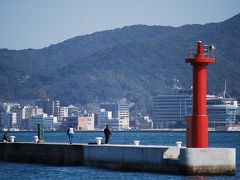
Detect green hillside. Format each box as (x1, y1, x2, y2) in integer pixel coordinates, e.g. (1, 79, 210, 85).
(0, 13, 240, 113)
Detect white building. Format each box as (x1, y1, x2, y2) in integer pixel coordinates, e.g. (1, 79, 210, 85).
(21, 105, 43, 120)
(60, 107, 68, 120)
(207, 97, 238, 130)
(97, 108, 129, 130)
(153, 88, 239, 130)
(118, 117, 129, 130)
(2, 102, 20, 113)
(33, 106, 43, 116)
(153, 91, 192, 129)
(10, 105, 22, 129)
(87, 113, 95, 130)
(100, 102, 129, 130)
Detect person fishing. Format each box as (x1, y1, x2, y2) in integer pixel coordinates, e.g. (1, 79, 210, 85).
(2, 132, 10, 142)
(104, 125, 112, 144)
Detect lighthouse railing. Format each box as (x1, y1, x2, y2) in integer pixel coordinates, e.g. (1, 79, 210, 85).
(186, 44, 215, 59)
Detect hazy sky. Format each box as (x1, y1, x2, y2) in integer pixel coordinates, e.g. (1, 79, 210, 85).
(1, 0, 240, 50)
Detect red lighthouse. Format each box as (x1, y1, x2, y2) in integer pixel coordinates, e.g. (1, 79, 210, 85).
(185, 41, 216, 148)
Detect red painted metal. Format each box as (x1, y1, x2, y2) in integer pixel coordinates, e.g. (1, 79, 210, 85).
(185, 41, 215, 148)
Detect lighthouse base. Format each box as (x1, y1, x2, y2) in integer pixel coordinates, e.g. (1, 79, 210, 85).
(185, 115, 208, 148)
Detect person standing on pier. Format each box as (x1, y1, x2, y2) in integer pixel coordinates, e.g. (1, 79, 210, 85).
(67, 125, 74, 144)
(2, 132, 10, 142)
(104, 125, 111, 144)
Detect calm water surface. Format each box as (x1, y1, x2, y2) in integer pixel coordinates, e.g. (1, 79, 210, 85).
(0, 131, 239, 179)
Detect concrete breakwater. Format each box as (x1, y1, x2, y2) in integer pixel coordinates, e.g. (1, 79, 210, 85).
(0, 142, 236, 175)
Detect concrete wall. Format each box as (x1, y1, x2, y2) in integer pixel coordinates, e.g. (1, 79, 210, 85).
(0, 142, 84, 165)
(179, 148, 236, 175)
(0, 142, 236, 175)
(83, 144, 236, 175)
(84, 145, 173, 172)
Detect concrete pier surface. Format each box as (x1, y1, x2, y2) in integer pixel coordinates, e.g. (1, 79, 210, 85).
(0, 142, 236, 176)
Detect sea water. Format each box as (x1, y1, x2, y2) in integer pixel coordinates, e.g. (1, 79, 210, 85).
(0, 131, 239, 179)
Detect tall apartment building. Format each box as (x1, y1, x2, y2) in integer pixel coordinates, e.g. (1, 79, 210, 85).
(60, 107, 68, 120)
(10, 105, 22, 129)
(100, 102, 129, 130)
(53, 100, 60, 121)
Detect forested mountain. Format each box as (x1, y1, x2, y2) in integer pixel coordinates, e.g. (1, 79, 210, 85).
(0, 13, 240, 113)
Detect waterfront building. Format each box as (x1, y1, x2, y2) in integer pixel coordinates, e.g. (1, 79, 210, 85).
(21, 106, 32, 120)
(100, 102, 129, 119)
(0, 103, 22, 129)
(153, 89, 192, 129)
(62, 116, 78, 129)
(29, 114, 45, 130)
(97, 108, 125, 130)
(53, 100, 61, 121)
(77, 114, 94, 130)
(100, 104, 118, 118)
(9, 105, 22, 129)
(94, 113, 98, 129)
(77, 116, 87, 130)
(0, 112, 17, 129)
(118, 117, 129, 130)
(68, 104, 80, 117)
(236, 106, 240, 123)
(33, 106, 43, 116)
(153, 87, 239, 129)
(44, 115, 58, 130)
(21, 105, 43, 120)
(0, 112, 9, 129)
(97, 109, 112, 129)
(60, 107, 68, 120)
(29, 114, 58, 130)
(207, 97, 238, 130)
(100, 102, 129, 130)
(20, 105, 43, 129)
(9, 112, 17, 129)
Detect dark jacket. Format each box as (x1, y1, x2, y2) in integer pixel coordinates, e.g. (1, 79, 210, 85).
(104, 127, 111, 136)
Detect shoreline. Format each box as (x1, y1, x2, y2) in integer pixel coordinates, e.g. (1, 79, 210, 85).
(1, 129, 240, 133)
